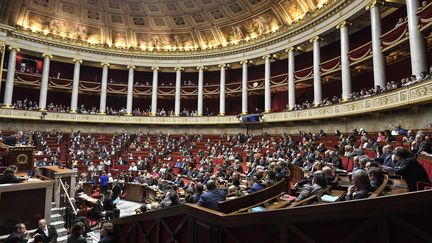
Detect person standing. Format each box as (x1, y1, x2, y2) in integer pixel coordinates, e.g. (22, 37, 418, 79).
(33, 219, 58, 243)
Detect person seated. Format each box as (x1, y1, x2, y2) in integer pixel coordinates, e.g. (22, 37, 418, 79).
(197, 180, 226, 210)
(103, 190, 120, 220)
(33, 218, 58, 243)
(128, 162, 138, 172)
(248, 174, 266, 193)
(367, 167, 384, 191)
(90, 195, 105, 221)
(0, 165, 27, 184)
(173, 174, 185, 188)
(3, 131, 24, 146)
(393, 147, 430, 191)
(5, 223, 29, 243)
(99, 222, 115, 243)
(345, 170, 373, 200)
(376, 144, 394, 168)
(66, 222, 86, 243)
(295, 171, 327, 202)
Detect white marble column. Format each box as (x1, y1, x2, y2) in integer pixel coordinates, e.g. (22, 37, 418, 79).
(39, 53, 53, 111)
(287, 47, 296, 110)
(151, 66, 159, 116)
(311, 37, 322, 106)
(338, 21, 352, 101)
(263, 55, 272, 113)
(70, 58, 82, 113)
(99, 63, 110, 114)
(197, 66, 204, 116)
(368, 1, 386, 88)
(219, 64, 226, 116)
(2, 46, 20, 108)
(241, 60, 249, 114)
(174, 67, 183, 116)
(406, 0, 428, 76)
(126, 65, 135, 115)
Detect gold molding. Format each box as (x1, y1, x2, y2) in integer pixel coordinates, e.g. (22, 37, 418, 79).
(151, 66, 159, 71)
(310, 36, 323, 43)
(336, 21, 352, 29)
(72, 58, 83, 64)
(42, 53, 53, 59)
(101, 63, 110, 67)
(0, 79, 431, 125)
(174, 67, 184, 71)
(127, 65, 136, 70)
(366, 0, 385, 11)
(8, 46, 20, 52)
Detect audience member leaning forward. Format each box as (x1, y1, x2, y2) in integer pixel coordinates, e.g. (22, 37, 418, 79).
(197, 180, 226, 211)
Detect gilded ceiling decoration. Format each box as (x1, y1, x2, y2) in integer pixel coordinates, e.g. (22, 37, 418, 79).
(1, 0, 330, 52)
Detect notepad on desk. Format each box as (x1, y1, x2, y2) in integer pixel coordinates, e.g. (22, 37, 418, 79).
(250, 206, 266, 212)
(320, 194, 339, 203)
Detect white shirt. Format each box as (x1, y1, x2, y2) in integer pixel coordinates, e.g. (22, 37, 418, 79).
(43, 226, 48, 236)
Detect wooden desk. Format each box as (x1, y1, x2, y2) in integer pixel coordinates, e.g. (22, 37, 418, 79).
(40, 166, 77, 208)
(385, 178, 409, 195)
(126, 183, 147, 202)
(0, 178, 53, 235)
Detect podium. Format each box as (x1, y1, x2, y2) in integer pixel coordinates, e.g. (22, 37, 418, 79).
(7, 146, 35, 171)
(40, 166, 77, 208)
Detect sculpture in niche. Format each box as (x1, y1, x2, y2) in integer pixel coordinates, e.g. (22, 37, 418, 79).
(112, 30, 127, 46)
(281, 0, 306, 21)
(136, 32, 193, 49)
(26, 12, 101, 43)
(199, 30, 217, 47)
(220, 10, 281, 42)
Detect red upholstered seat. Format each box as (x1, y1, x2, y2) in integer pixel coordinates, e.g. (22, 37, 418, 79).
(341, 156, 350, 170)
(417, 155, 432, 181)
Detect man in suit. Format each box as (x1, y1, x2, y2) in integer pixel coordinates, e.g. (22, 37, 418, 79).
(66, 222, 86, 243)
(3, 131, 24, 146)
(197, 180, 226, 211)
(345, 170, 372, 200)
(5, 223, 29, 243)
(99, 222, 115, 243)
(33, 219, 58, 243)
(393, 147, 430, 191)
(376, 145, 394, 168)
(295, 171, 327, 201)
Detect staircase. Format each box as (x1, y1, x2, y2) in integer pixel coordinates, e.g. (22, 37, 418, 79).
(51, 202, 68, 243)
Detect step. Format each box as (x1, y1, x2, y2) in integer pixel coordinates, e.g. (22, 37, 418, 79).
(57, 235, 68, 243)
(57, 228, 68, 238)
(51, 213, 63, 222)
(51, 220, 65, 230)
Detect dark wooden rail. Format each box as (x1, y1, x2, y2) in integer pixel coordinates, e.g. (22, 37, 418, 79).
(111, 190, 432, 243)
(217, 177, 289, 214)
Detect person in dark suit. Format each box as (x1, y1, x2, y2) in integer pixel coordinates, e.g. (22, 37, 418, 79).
(5, 223, 29, 243)
(295, 171, 327, 201)
(66, 222, 86, 243)
(197, 180, 226, 210)
(393, 148, 430, 191)
(0, 165, 26, 184)
(99, 222, 115, 243)
(33, 219, 58, 243)
(345, 170, 372, 200)
(103, 191, 120, 220)
(3, 131, 23, 146)
(91, 195, 105, 221)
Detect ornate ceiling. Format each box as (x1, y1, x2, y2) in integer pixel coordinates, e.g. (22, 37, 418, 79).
(0, 0, 330, 52)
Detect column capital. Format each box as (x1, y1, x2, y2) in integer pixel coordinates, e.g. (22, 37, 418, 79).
(218, 64, 229, 68)
(151, 66, 159, 71)
(285, 47, 297, 53)
(127, 65, 136, 70)
(336, 20, 352, 29)
(240, 60, 249, 65)
(366, 0, 384, 10)
(174, 67, 184, 71)
(196, 66, 206, 70)
(42, 53, 53, 59)
(101, 62, 110, 67)
(8, 46, 20, 52)
(72, 58, 83, 64)
(309, 36, 323, 43)
(262, 54, 272, 60)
